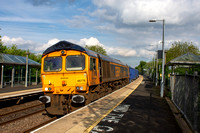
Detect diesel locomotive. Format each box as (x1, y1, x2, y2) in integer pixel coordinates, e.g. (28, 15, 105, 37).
(39, 41, 132, 115)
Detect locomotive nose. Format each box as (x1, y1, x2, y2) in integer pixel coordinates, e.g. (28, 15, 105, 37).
(72, 95, 85, 103)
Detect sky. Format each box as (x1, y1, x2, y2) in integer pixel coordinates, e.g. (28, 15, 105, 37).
(0, 0, 200, 67)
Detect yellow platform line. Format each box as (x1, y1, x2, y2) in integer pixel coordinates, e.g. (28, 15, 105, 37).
(84, 76, 143, 133)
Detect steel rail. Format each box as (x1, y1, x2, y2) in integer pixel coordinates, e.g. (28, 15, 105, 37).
(0, 108, 45, 126)
(0, 103, 43, 117)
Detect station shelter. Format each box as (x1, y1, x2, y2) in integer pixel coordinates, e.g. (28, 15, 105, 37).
(167, 52, 200, 67)
(0, 53, 41, 88)
(166, 52, 200, 132)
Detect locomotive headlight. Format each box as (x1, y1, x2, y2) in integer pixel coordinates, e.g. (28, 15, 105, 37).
(48, 87, 52, 91)
(61, 50, 65, 54)
(45, 87, 48, 91)
(80, 86, 83, 90)
(76, 86, 80, 90)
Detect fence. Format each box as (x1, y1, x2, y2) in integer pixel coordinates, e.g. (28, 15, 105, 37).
(0, 66, 41, 88)
(170, 74, 200, 132)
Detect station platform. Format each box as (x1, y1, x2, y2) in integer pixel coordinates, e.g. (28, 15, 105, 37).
(0, 84, 42, 100)
(89, 78, 182, 133)
(32, 76, 189, 133)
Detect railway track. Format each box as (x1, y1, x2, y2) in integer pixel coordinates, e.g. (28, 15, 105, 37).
(0, 100, 57, 133)
(0, 84, 128, 132)
(0, 98, 93, 132)
(0, 102, 44, 125)
(23, 116, 57, 133)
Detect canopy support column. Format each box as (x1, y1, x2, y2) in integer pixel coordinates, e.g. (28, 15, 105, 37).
(21, 67, 23, 81)
(1, 65, 4, 88)
(36, 69, 38, 85)
(29, 68, 31, 86)
(11, 66, 15, 87)
(25, 53, 29, 87)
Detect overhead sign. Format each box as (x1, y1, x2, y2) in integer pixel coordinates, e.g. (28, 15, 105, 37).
(158, 50, 163, 59)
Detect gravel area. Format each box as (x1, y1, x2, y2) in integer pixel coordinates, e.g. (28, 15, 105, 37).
(0, 100, 42, 115)
(0, 111, 52, 133)
(0, 105, 44, 124)
(0, 100, 54, 133)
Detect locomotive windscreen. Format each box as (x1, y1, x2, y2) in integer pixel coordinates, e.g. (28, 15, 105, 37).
(44, 57, 62, 72)
(66, 55, 85, 71)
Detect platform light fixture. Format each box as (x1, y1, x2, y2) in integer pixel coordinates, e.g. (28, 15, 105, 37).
(149, 19, 165, 97)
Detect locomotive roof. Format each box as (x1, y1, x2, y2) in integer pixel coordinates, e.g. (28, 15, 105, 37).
(42, 41, 126, 66)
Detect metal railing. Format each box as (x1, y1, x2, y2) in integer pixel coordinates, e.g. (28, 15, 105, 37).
(170, 74, 200, 132)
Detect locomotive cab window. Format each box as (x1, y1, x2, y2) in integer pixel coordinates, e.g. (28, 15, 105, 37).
(44, 57, 62, 72)
(90, 57, 96, 70)
(66, 55, 85, 71)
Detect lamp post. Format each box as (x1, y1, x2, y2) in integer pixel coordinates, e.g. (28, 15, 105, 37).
(149, 19, 165, 97)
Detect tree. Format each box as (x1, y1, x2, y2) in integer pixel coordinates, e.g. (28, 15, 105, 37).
(3, 44, 27, 56)
(0, 38, 42, 63)
(85, 45, 107, 56)
(29, 53, 42, 63)
(135, 61, 147, 75)
(166, 41, 200, 63)
(0, 36, 7, 53)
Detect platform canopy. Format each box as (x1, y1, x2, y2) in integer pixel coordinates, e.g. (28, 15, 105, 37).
(167, 53, 200, 66)
(0, 53, 40, 67)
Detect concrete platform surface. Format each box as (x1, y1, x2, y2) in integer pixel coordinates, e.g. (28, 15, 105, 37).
(89, 78, 182, 133)
(0, 84, 42, 94)
(32, 76, 143, 133)
(0, 86, 42, 99)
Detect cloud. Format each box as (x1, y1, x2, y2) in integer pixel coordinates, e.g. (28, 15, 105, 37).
(76, 37, 137, 57)
(25, 0, 56, 6)
(64, 16, 93, 28)
(1, 36, 40, 53)
(25, 0, 75, 6)
(4, 35, 197, 60)
(34, 38, 60, 52)
(137, 49, 155, 59)
(0, 16, 52, 23)
(0, 0, 58, 24)
(1, 36, 61, 54)
(2, 36, 35, 46)
(90, 9, 117, 22)
(95, 24, 134, 34)
(78, 37, 104, 47)
(92, 0, 200, 25)
(75, 37, 137, 57)
(36, 37, 105, 53)
(106, 47, 137, 57)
